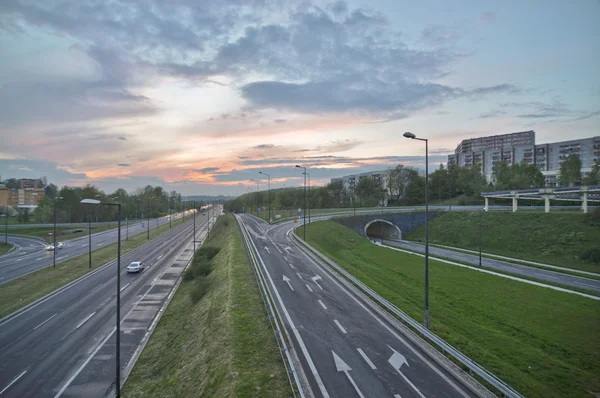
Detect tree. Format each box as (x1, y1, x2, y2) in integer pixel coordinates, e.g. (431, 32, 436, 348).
(17, 208, 30, 223)
(584, 161, 600, 186)
(387, 165, 411, 202)
(403, 171, 426, 205)
(356, 177, 380, 207)
(492, 161, 545, 190)
(44, 183, 58, 198)
(558, 155, 582, 187)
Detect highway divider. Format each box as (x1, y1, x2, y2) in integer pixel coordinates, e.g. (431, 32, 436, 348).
(290, 226, 524, 398)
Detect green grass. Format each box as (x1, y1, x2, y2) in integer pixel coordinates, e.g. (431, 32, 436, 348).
(0, 243, 14, 256)
(302, 220, 600, 398)
(123, 214, 292, 398)
(0, 220, 189, 319)
(404, 211, 600, 273)
(7, 225, 112, 243)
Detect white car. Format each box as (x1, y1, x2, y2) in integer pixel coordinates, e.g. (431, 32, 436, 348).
(46, 242, 64, 251)
(126, 261, 145, 273)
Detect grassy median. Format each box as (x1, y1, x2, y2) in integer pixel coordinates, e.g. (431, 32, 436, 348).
(405, 211, 600, 273)
(0, 243, 14, 256)
(123, 214, 292, 397)
(0, 220, 188, 319)
(302, 220, 600, 398)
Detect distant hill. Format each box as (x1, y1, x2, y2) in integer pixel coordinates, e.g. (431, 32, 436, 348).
(183, 195, 235, 203)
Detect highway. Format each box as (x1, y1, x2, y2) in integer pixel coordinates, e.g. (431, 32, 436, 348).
(0, 209, 219, 397)
(385, 240, 600, 294)
(0, 211, 203, 283)
(236, 214, 489, 398)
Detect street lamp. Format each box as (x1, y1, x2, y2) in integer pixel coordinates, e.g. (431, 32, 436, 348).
(259, 171, 271, 222)
(307, 172, 311, 224)
(3, 213, 8, 244)
(80, 198, 122, 398)
(146, 196, 153, 240)
(250, 179, 259, 217)
(295, 165, 307, 240)
(479, 208, 483, 267)
(403, 131, 430, 329)
(52, 196, 64, 269)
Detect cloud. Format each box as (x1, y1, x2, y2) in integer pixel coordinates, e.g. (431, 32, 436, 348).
(476, 110, 507, 119)
(274, 119, 287, 124)
(421, 25, 460, 46)
(117, 163, 131, 167)
(118, 136, 127, 141)
(480, 12, 497, 23)
(195, 167, 220, 173)
(253, 144, 276, 149)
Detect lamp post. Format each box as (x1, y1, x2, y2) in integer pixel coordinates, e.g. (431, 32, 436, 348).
(169, 198, 173, 229)
(403, 131, 430, 329)
(80, 198, 122, 398)
(3, 213, 8, 244)
(295, 165, 307, 240)
(53, 196, 64, 269)
(250, 179, 259, 217)
(479, 208, 483, 267)
(259, 171, 271, 222)
(146, 196, 152, 240)
(307, 172, 311, 224)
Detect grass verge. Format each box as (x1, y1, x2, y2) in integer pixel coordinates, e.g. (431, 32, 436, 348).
(123, 214, 292, 397)
(404, 211, 600, 273)
(0, 220, 189, 319)
(302, 220, 600, 398)
(0, 243, 14, 256)
(8, 225, 112, 243)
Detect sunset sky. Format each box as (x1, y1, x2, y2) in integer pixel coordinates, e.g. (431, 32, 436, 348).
(1, 0, 599, 195)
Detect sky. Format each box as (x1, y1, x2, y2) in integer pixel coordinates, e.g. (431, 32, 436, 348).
(0, 0, 599, 196)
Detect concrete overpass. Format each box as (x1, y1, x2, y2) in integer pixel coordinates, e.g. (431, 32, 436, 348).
(333, 212, 438, 241)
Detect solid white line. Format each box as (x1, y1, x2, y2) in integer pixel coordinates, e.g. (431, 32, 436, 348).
(357, 348, 377, 370)
(296, 272, 303, 280)
(120, 282, 131, 292)
(333, 319, 347, 334)
(33, 313, 57, 330)
(318, 299, 328, 310)
(0, 370, 27, 395)
(75, 312, 96, 329)
(306, 284, 313, 292)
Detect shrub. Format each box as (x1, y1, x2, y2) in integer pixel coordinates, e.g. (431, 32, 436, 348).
(587, 207, 600, 226)
(190, 277, 210, 303)
(580, 248, 600, 264)
(198, 246, 220, 261)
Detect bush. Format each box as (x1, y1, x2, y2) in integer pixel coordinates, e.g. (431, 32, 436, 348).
(198, 246, 220, 261)
(587, 207, 600, 226)
(580, 247, 600, 264)
(190, 277, 210, 303)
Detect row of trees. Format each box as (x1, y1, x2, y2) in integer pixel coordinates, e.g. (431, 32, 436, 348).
(30, 184, 198, 224)
(225, 155, 600, 213)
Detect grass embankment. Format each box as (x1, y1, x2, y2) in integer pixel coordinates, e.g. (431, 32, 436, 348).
(303, 220, 600, 398)
(405, 211, 600, 273)
(8, 225, 112, 243)
(0, 219, 188, 319)
(0, 243, 14, 256)
(123, 214, 292, 397)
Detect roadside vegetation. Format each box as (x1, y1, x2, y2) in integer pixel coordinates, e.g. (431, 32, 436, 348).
(0, 219, 190, 318)
(302, 220, 600, 398)
(123, 214, 292, 397)
(405, 210, 600, 273)
(0, 243, 14, 256)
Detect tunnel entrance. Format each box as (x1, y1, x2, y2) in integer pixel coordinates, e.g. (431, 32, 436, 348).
(364, 219, 402, 242)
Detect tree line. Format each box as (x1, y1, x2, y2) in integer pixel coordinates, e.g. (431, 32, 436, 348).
(225, 155, 600, 213)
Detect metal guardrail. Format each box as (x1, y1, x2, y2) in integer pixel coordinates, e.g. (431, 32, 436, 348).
(291, 230, 525, 398)
(234, 215, 306, 398)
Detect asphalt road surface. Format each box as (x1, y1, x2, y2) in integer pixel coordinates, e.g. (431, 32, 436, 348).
(0, 210, 219, 398)
(237, 214, 485, 398)
(0, 211, 208, 283)
(385, 240, 600, 294)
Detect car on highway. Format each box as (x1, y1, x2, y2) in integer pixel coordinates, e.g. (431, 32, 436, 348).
(126, 261, 145, 273)
(46, 242, 64, 251)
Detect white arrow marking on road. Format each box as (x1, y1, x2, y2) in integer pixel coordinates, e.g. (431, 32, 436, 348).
(283, 275, 294, 291)
(311, 275, 323, 289)
(264, 246, 271, 254)
(318, 300, 328, 310)
(284, 246, 293, 253)
(332, 351, 365, 398)
(388, 346, 425, 398)
(306, 284, 313, 292)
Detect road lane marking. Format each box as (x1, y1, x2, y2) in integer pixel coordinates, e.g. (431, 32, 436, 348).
(312, 274, 323, 289)
(76, 312, 96, 329)
(36, 257, 43, 261)
(33, 313, 58, 331)
(157, 254, 164, 260)
(318, 300, 327, 310)
(0, 370, 27, 395)
(16, 258, 22, 262)
(305, 284, 313, 292)
(357, 348, 377, 370)
(264, 246, 271, 254)
(388, 346, 425, 398)
(333, 319, 347, 334)
(96, 243, 102, 247)
(332, 351, 364, 398)
(120, 282, 131, 292)
(282, 275, 294, 291)
(296, 272, 303, 280)
(395, 395, 402, 398)
(288, 262, 295, 269)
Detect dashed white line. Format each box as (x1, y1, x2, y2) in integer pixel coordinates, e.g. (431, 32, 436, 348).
(306, 284, 313, 292)
(296, 272, 303, 280)
(36, 257, 43, 261)
(333, 319, 347, 334)
(16, 258, 23, 262)
(288, 262, 295, 269)
(96, 243, 102, 247)
(0, 370, 27, 395)
(157, 254, 164, 260)
(394, 395, 402, 398)
(357, 348, 377, 370)
(33, 313, 57, 331)
(120, 282, 131, 292)
(75, 312, 96, 329)
(318, 300, 328, 310)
